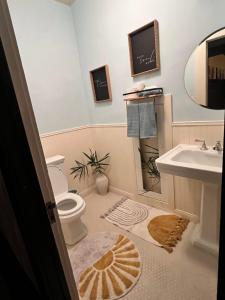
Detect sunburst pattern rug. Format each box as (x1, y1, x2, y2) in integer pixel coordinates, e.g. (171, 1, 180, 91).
(68, 232, 141, 300)
(101, 198, 189, 253)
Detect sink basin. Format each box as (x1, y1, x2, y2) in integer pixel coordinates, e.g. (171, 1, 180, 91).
(156, 144, 222, 183)
(156, 144, 223, 256)
(172, 149, 222, 167)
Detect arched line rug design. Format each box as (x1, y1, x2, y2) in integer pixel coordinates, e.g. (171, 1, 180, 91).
(102, 198, 189, 253)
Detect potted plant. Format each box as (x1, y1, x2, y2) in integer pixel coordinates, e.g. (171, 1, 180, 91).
(70, 149, 110, 195)
(139, 144, 160, 191)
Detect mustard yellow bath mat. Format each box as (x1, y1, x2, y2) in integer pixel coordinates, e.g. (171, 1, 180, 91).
(68, 232, 141, 300)
(102, 198, 189, 253)
(148, 215, 189, 253)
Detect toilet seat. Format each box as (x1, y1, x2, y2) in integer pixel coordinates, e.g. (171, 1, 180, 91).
(46, 156, 87, 244)
(56, 193, 85, 217)
(47, 165, 85, 217)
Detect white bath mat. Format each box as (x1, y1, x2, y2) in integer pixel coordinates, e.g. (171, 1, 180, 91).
(101, 198, 189, 253)
(68, 232, 142, 300)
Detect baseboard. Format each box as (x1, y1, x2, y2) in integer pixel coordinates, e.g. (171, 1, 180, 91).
(109, 186, 135, 200)
(78, 184, 199, 222)
(79, 184, 135, 199)
(137, 194, 171, 210)
(79, 184, 96, 197)
(136, 194, 199, 223)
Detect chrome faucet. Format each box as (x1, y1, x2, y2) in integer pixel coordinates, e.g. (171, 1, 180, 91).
(213, 141, 223, 152)
(195, 139, 208, 150)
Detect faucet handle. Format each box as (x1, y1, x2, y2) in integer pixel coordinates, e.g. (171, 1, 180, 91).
(195, 139, 208, 150)
(213, 141, 223, 151)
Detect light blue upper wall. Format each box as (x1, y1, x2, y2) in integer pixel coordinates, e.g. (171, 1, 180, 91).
(8, 0, 90, 134)
(72, 0, 224, 124)
(8, 0, 225, 133)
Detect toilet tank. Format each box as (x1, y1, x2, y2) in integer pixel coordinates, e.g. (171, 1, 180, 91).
(46, 155, 65, 168)
(46, 155, 68, 197)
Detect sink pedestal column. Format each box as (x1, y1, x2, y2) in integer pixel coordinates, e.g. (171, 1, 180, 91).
(192, 182, 221, 256)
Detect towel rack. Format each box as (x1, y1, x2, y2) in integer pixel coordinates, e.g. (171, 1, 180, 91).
(123, 94, 162, 102)
(123, 88, 163, 102)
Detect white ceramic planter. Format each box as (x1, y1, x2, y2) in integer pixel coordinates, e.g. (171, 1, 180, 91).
(96, 173, 109, 195)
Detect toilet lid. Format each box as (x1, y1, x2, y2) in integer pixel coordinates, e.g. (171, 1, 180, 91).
(47, 165, 68, 196)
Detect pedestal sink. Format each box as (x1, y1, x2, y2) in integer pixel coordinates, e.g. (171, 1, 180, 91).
(156, 144, 223, 255)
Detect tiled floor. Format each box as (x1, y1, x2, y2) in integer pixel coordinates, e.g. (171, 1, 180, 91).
(68, 192, 218, 300)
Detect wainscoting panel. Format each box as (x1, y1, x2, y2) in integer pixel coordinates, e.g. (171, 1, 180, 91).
(39, 119, 224, 222)
(172, 121, 224, 146)
(40, 126, 95, 193)
(90, 125, 137, 196)
(172, 121, 224, 221)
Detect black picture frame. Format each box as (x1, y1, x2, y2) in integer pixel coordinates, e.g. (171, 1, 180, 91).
(90, 65, 112, 102)
(128, 20, 160, 77)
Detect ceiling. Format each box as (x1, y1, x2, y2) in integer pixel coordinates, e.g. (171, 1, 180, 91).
(55, 0, 76, 6)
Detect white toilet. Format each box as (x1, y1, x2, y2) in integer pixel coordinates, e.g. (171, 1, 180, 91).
(46, 155, 87, 245)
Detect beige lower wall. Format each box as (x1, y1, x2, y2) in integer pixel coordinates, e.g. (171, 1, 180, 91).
(41, 126, 95, 193)
(90, 125, 137, 196)
(40, 124, 137, 196)
(172, 121, 224, 217)
(40, 121, 224, 218)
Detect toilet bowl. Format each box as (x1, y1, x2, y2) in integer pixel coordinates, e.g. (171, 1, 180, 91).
(46, 155, 87, 245)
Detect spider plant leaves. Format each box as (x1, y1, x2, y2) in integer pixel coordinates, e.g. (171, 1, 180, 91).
(145, 144, 159, 152)
(145, 151, 159, 155)
(70, 150, 110, 180)
(82, 151, 92, 161)
(139, 145, 160, 179)
(98, 153, 110, 163)
(70, 160, 88, 180)
(95, 151, 98, 161)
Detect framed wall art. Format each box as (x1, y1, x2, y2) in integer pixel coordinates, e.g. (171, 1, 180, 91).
(90, 65, 112, 102)
(128, 20, 160, 76)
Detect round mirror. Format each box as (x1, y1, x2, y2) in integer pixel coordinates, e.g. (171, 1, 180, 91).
(184, 28, 225, 110)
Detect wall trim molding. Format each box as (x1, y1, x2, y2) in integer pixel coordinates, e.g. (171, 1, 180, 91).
(55, 0, 76, 6)
(40, 123, 127, 138)
(40, 120, 224, 138)
(172, 120, 224, 127)
(40, 125, 90, 138)
(89, 123, 127, 129)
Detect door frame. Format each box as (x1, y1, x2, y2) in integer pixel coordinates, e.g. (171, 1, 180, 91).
(217, 127, 225, 299)
(0, 1, 78, 299)
(1, 0, 225, 298)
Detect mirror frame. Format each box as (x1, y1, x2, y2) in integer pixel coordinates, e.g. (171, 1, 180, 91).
(184, 27, 225, 110)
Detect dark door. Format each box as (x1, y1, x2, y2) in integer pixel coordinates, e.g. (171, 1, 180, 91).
(0, 36, 74, 299)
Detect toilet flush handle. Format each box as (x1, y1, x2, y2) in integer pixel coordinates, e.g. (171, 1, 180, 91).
(46, 201, 56, 224)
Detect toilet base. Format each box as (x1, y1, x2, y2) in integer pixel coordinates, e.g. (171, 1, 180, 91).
(61, 218, 87, 245)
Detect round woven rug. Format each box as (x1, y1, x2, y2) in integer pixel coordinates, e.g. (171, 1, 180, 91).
(69, 232, 141, 300)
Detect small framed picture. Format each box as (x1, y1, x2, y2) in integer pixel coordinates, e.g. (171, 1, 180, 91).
(90, 65, 112, 102)
(128, 20, 160, 77)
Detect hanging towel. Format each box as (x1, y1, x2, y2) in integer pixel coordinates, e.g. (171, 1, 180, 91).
(139, 102, 157, 139)
(127, 103, 140, 137)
